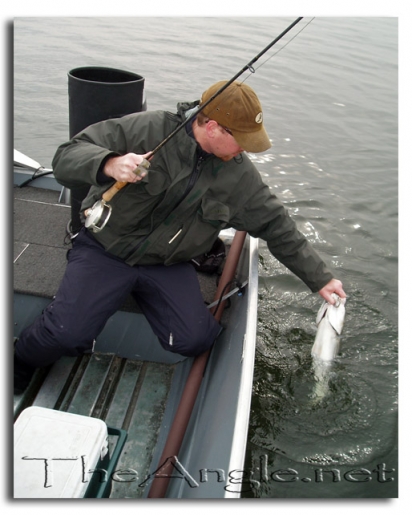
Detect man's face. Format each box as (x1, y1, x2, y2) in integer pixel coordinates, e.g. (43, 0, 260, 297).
(206, 121, 244, 161)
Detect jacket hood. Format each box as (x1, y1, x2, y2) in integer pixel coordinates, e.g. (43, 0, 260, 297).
(176, 100, 200, 118)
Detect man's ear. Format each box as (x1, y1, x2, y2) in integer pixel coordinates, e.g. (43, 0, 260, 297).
(205, 119, 219, 138)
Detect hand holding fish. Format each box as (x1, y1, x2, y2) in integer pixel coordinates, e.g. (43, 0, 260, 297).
(318, 278, 346, 305)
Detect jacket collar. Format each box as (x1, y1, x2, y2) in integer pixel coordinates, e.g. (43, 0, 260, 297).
(179, 101, 212, 160)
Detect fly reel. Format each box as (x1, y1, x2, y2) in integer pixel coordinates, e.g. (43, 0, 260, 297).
(84, 199, 112, 233)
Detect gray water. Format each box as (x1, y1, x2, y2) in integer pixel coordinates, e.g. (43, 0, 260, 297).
(14, 17, 398, 498)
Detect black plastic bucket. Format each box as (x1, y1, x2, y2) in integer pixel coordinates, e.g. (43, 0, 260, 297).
(67, 66, 147, 233)
(68, 66, 146, 138)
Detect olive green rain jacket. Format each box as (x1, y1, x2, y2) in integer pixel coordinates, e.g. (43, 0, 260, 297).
(52, 101, 334, 293)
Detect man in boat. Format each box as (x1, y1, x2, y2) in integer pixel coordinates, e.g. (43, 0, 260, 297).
(14, 80, 346, 394)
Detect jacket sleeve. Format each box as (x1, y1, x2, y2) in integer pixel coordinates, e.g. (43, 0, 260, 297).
(52, 111, 164, 189)
(231, 168, 334, 293)
(52, 122, 124, 189)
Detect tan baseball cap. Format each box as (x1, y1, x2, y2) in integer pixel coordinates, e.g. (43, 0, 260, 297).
(199, 80, 271, 153)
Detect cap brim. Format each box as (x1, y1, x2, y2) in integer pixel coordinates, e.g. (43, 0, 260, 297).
(231, 124, 271, 153)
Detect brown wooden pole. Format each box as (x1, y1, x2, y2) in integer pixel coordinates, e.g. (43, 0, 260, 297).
(147, 230, 247, 498)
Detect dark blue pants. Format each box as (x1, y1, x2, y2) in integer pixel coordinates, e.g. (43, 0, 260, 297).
(15, 229, 221, 368)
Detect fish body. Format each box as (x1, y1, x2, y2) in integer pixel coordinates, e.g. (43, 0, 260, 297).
(311, 294, 346, 361)
(311, 294, 346, 402)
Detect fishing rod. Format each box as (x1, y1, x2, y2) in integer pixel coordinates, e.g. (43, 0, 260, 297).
(84, 16, 304, 233)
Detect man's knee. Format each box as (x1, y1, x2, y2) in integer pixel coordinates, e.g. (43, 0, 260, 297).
(162, 323, 222, 357)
